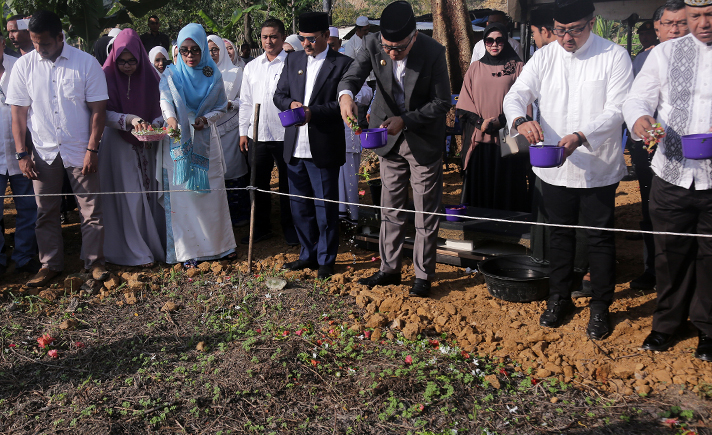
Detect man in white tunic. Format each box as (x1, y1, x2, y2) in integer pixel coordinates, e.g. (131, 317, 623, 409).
(503, 0, 633, 340)
(622, 0, 712, 361)
(344, 16, 370, 59)
(470, 11, 524, 63)
(8, 10, 109, 287)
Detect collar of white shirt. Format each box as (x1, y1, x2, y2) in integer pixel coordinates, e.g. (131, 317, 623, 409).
(259, 49, 287, 65)
(555, 31, 595, 57)
(37, 42, 72, 63)
(308, 47, 329, 62)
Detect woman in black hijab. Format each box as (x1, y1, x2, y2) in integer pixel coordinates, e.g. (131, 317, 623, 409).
(455, 22, 530, 212)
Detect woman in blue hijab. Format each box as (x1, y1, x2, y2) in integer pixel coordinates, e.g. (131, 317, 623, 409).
(158, 23, 236, 267)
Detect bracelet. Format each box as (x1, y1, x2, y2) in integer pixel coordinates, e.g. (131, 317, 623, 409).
(86, 148, 98, 154)
(573, 132, 583, 145)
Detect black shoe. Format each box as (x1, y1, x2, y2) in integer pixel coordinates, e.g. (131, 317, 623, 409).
(571, 279, 593, 299)
(240, 231, 274, 245)
(640, 330, 674, 351)
(15, 258, 41, 275)
(695, 333, 712, 362)
(586, 311, 610, 340)
(630, 272, 656, 290)
(358, 271, 401, 287)
(409, 279, 431, 297)
(317, 264, 334, 280)
(539, 299, 574, 328)
(282, 259, 318, 271)
(283, 227, 300, 247)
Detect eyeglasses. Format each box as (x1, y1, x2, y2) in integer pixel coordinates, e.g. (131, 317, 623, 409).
(209, 48, 220, 54)
(179, 46, 201, 56)
(380, 33, 415, 53)
(484, 37, 506, 46)
(660, 20, 688, 28)
(552, 23, 589, 37)
(297, 34, 322, 43)
(117, 58, 138, 66)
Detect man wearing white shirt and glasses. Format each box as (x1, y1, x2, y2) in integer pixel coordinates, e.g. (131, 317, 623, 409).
(239, 18, 298, 246)
(622, 0, 712, 361)
(7, 10, 109, 287)
(503, 0, 633, 340)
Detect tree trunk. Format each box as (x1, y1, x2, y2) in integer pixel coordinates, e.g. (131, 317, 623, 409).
(244, 11, 254, 46)
(431, 0, 474, 94)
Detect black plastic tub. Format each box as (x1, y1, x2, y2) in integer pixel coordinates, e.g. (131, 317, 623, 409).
(478, 255, 549, 302)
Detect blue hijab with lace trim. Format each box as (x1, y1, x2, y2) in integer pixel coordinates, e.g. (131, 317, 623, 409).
(162, 23, 227, 191)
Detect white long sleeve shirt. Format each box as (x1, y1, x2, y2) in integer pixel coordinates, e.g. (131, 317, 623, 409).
(623, 34, 712, 190)
(503, 34, 633, 188)
(6, 44, 108, 168)
(238, 51, 287, 141)
(294, 48, 328, 159)
(470, 37, 523, 64)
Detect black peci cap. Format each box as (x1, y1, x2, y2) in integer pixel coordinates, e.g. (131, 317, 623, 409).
(380, 1, 416, 42)
(554, 0, 595, 25)
(299, 12, 329, 33)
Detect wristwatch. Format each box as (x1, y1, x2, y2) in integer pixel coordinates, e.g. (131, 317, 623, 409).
(15, 151, 28, 160)
(513, 117, 528, 130)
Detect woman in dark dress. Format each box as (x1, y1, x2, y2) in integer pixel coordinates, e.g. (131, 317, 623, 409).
(456, 22, 531, 212)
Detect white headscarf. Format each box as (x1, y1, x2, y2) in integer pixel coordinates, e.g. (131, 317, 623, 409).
(106, 28, 122, 57)
(223, 39, 244, 67)
(171, 44, 178, 62)
(207, 35, 243, 101)
(148, 46, 169, 76)
(285, 34, 304, 51)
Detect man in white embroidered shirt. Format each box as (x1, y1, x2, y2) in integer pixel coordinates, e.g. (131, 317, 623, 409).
(7, 10, 109, 287)
(622, 0, 712, 362)
(503, 0, 633, 340)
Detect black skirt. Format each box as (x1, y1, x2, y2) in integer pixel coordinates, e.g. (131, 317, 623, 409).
(460, 142, 531, 212)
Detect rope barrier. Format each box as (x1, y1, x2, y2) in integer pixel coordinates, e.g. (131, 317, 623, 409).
(2, 185, 711, 238)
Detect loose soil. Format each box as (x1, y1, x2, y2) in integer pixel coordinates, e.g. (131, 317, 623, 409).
(0, 151, 710, 434)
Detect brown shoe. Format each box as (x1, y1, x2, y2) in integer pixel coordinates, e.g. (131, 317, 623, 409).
(27, 268, 61, 287)
(91, 264, 110, 281)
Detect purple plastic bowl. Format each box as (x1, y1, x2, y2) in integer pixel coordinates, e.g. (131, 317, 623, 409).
(445, 205, 466, 222)
(682, 133, 712, 160)
(360, 128, 388, 149)
(530, 145, 565, 168)
(278, 107, 306, 127)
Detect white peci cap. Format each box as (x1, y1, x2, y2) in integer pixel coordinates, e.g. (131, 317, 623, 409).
(355, 16, 369, 27)
(329, 26, 339, 37)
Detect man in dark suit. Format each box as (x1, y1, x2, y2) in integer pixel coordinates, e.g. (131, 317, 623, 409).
(274, 12, 354, 279)
(337, 1, 451, 297)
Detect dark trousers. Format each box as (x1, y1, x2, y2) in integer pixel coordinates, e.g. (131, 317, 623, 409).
(542, 181, 618, 313)
(248, 140, 293, 234)
(286, 158, 340, 266)
(530, 175, 589, 273)
(649, 176, 712, 336)
(629, 140, 656, 274)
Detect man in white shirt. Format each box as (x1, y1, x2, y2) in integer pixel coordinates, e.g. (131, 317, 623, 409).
(344, 16, 370, 59)
(239, 18, 298, 246)
(0, 34, 38, 276)
(470, 11, 524, 63)
(622, 0, 712, 361)
(503, 0, 634, 340)
(274, 12, 353, 279)
(7, 10, 109, 287)
(628, 0, 690, 293)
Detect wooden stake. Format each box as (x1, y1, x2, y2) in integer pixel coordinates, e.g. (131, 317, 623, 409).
(247, 103, 260, 273)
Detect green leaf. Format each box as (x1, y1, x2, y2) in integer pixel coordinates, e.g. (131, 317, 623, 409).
(118, 0, 171, 18)
(67, 0, 105, 43)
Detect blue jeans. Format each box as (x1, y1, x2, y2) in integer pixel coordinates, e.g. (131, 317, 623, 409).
(0, 173, 38, 267)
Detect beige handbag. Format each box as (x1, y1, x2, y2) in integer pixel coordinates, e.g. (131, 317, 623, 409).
(499, 127, 530, 158)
